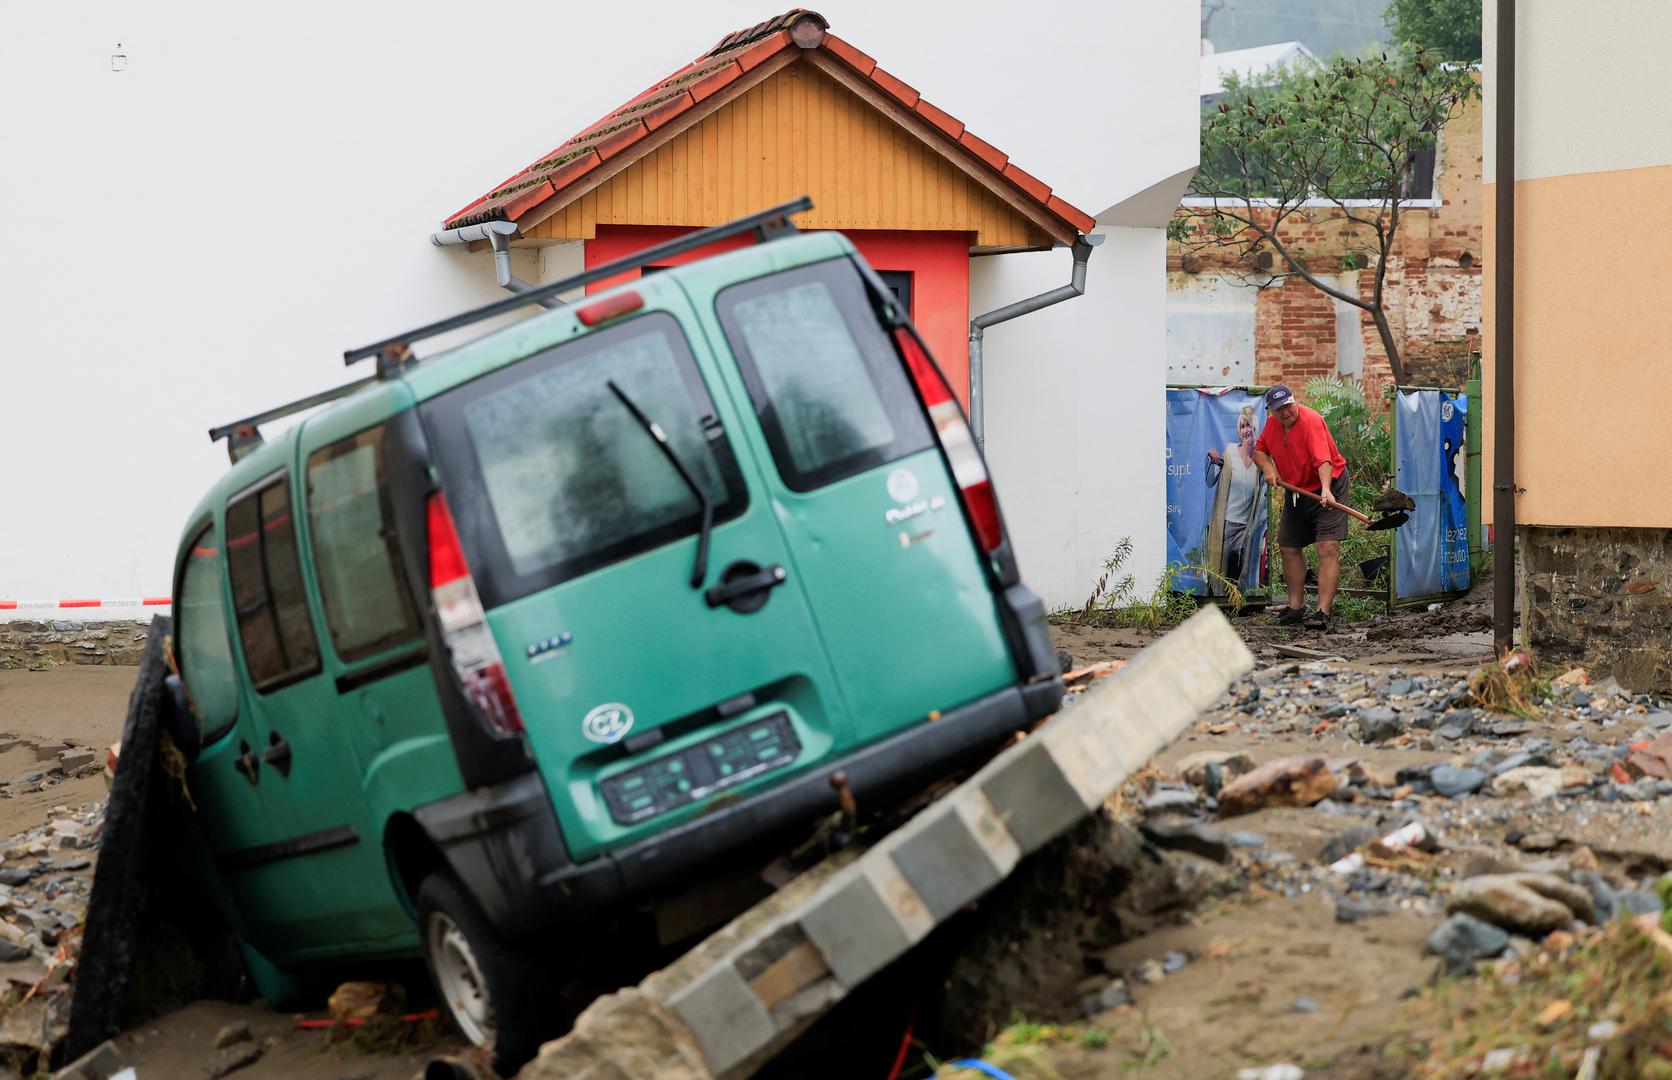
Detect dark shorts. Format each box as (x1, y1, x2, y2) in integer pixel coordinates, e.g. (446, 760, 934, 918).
(1278, 471, 1350, 548)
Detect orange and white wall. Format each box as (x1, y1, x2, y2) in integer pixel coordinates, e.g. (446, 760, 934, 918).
(1483, 3, 1672, 531)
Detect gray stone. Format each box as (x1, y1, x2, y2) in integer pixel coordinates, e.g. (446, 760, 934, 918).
(1141, 789, 1200, 814)
(1356, 707, 1403, 743)
(1388, 678, 1415, 696)
(51, 1037, 125, 1080)
(1140, 819, 1231, 863)
(1617, 890, 1663, 916)
(1229, 831, 1265, 848)
(1335, 898, 1383, 924)
(0, 868, 31, 887)
(1427, 913, 1511, 976)
(56, 750, 94, 772)
(1447, 874, 1580, 934)
(1431, 766, 1487, 797)
(0, 940, 32, 963)
(1292, 996, 1321, 1013)
(1574, 871, 1618, 923)
(1319, 825, 1381, 865)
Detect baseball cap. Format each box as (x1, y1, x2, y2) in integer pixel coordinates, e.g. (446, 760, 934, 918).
(1265, 384, 1296, 410)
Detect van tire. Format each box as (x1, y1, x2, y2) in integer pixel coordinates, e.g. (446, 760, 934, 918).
(416, 873, 553, 1076)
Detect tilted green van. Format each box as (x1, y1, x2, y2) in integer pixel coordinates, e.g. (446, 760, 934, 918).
(164, 202, 1063, 1071)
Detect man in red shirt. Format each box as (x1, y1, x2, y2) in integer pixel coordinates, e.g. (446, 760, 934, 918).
(1253, 384, 1351, 630)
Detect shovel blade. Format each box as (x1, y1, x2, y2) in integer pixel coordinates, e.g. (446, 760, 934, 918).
(1366, 510, 1410, 531)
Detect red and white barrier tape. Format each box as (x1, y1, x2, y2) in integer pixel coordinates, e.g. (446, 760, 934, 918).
(0, 598, 171, 610)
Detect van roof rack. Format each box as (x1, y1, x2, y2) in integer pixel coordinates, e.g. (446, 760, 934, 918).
(341, 196, 813, 368)
(208, 197, 812, 462)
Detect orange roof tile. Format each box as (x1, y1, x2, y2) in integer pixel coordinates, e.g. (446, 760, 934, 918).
(441, 9, 1097, 238)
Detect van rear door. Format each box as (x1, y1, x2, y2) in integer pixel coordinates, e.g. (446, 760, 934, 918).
(704, 258, 1018, 744)
(420, 298, 846, 862)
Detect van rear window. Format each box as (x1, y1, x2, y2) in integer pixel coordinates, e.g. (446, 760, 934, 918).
(717, 260, 933, 492)
(423, 313, 746, 605)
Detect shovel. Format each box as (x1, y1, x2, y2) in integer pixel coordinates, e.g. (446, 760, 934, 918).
(1276, 480, 1410, 531)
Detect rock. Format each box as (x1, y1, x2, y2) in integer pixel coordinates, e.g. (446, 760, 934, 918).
(212, 1022, 251, 1049)
(1292, 996, 1321, 1013)
(1430, 766, 1487, 798)
(1140, 819, 1231, 863)
(1573, 871, 1618, 923)
(1141, 789, 1200, 814)
(1447, 874, 1579, 934)
(1437, 712, 1477, 740)
(1588, 1019, 1619, 1041)
(1616, 890, 1663, 916)
(1335, 898, 1384, 924)
(31, 742, 68, 763)
(1488, 719, 1533, 737)
(1356, 707, 1403, 743)
(1319, 825, 1381, 865)
(52, 1036, 125, 1079)
(328, 980, 401, 1022)
(0, 868, 31, 887)
(1504, 872, 1596, 923)
(1387, 678, 1415, 696)
(1079, 979, 1131, 1018)
(1161, 950, 1189, 973)
(1517, 832, 1559, 852)
(1553, 668, 1590, 688)
(0, 997, 50, 1050)
(1218, 755, 1338, 816)
(1426, 913, 1511, 975)
(1236, 1067, 1304, 1080)
(0, 940, 32, 963)
(56, 749, 95, 772)
(1481, 1047, 1526, 1073)
(1178, 751, 1257, 787)
(1567, 847, 1600, 873)
(208, 1040, 263, 1079)
(1491, 766, 1589, 800)
(1229, 831, 1265, 848)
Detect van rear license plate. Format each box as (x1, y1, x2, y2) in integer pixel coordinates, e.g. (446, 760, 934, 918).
(599, 712, 800, 826)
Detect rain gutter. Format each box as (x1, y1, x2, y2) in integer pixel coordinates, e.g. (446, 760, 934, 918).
(968, 234, 1102, 447)
(1494, 0, 1516, 652)
(431, 220, 564, 310)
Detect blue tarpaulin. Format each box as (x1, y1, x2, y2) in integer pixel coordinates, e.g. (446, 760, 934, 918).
(1165, 387, 1270, 595)
(1393, 388, 1470, 599)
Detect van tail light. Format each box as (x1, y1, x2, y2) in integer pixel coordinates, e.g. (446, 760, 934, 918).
(892, 327, 1005, 552)
(426, 492, 524, 736)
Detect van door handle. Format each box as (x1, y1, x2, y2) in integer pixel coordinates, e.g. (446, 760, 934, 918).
(235, 740, 260, 785)
(262, 733, 293, 778)
(705, 562, 787, 613)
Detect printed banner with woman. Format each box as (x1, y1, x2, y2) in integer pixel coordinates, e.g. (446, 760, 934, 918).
(1165, 387, 1271, 596)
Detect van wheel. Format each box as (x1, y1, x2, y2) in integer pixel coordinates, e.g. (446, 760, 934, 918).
(416, 873, 552, 1075)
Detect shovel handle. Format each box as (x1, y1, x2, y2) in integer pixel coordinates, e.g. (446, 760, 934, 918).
(1276, 480, 1374, 525)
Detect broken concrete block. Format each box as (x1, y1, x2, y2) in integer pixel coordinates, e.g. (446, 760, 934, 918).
(662, 962, 775, 1075)
(57, 750, 95, 772)
(886, 789, 1020, 923)
(798, 857, 933, 988)
(52, 1037, 124, 1080)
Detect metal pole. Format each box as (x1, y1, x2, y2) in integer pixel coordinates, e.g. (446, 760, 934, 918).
(1493, 0, 1517, 653)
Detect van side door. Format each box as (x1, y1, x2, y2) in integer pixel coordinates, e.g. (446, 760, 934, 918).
(221, 470, 396, 958)
(176, 516, 315, 957)
(704, 258, 1018, 739)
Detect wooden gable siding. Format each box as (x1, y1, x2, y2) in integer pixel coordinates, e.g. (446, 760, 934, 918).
(524, 61, 1045, 250)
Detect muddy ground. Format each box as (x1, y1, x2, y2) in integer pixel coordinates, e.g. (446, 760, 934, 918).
(9, 585, 1664, 1079)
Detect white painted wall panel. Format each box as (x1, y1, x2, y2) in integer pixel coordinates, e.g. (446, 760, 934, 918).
(1485, 1, 1672, 183)
(1, 0, 1196, 599)
(978, 226, 1167, 610)
(1166, 273, 1259, 385)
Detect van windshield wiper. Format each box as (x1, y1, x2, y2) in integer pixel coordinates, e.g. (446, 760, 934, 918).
(606, 380, 712, 590)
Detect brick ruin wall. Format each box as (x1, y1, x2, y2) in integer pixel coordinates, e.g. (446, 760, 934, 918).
(0, 621, 152, 668)
(1169, 95, 1483, 404)
(1520, 527, 1672, 694)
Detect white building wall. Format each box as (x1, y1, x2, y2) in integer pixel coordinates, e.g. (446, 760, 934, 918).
(3, 0, 1196, 600)
(978, 227, 1167, 610)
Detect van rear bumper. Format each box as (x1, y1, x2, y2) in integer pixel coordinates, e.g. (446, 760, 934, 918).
(418, 677, 1063, 936)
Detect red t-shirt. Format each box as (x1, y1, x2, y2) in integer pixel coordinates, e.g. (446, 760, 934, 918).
(1254, 405, 1348, 491)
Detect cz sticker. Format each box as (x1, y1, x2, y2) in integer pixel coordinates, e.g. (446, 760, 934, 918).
(583, 703, 634, 745)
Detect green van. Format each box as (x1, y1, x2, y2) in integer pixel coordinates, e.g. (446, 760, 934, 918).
(165, 200, 1063, 1071)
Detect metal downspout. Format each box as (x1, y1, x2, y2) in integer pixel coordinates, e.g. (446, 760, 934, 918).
(968, 235, 1102, 446)
(1493, 0, 1516, 653)
(430, 220, 565, 310)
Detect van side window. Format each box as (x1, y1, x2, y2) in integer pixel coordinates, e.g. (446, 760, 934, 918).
(176, 524, 239, 740)
(226, 475, 321, 689)
(422, 312, 748, 604)
(717, 260, 933, 492)
(305, 426, 422, 663)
